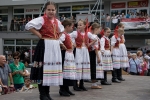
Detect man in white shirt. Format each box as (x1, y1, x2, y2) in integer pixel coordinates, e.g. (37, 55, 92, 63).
(105, 14, 110, 28)
(116, 12, 122, 24)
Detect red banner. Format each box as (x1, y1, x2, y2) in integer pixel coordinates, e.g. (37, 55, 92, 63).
(111, 2, 126, 9)
(121, 18, 150, 30)
(121, 18, 147, 22)
(128, 0, 148, 8)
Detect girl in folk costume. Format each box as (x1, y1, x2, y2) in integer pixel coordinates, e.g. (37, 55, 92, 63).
(114, 23, 129, 81)
(59, 19, 76, 96)
(70, 20, 97, 91)
(100, 27, 113, 85)
(111, 28, 125, 83)
(25, 1, 65, 100)
(89, 23, 104, 89)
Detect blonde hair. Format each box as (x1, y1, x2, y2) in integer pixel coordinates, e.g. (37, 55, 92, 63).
(118, 28, 124, 35)
(137, 51, 143, 56)
(91, 23, 101, 31)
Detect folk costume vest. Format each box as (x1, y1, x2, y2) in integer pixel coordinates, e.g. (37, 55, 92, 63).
(75, 31, 89, 48)
(63, 33, 73, 50)
(39, 15, 60, 39)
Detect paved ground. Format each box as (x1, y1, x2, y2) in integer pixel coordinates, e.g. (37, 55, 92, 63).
(1, 75, 150, 100)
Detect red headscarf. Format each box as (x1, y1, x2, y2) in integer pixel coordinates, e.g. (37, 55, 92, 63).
(114, 26, 119, 38)
(100, 29, 104, 37)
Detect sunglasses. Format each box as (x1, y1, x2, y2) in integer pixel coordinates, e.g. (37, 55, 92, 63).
(14, 58, 19, 59)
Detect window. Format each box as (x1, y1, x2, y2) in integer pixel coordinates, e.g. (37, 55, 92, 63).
(3, 46, 14, 55)
(59, 6, 71, 12)
(14, 9, 24, 13)
(0, 9, 8, 14)
(0, 15, 8, 22)
(59, 13, 71, 19)
(32, 40, 39, 45)
(14, 15, 24, 19)
(4, 40, 15, 45)
(90, 4, 104, 10)
(72, 5, 89, 11)
(16, 39, 31, 45)
(111, 10, 126, 16)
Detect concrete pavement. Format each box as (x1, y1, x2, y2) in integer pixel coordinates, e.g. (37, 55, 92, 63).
(1, 75, 150, 100)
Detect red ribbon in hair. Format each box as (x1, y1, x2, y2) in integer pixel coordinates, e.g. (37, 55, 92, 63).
(114, 26, 119, 38)
(88, 26, 92, 32)
(85, 18, 89, 32)
(100, 29, 104, 37)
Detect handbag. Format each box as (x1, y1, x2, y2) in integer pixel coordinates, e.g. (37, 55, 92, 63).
(2, 86, 15, 94)
(133, 59, 140, 75)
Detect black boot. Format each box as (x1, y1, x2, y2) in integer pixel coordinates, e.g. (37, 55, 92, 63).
(112, 70, 121, 83)
(79, 80, 87, 91)
(59, 85, 70, 97)
(117, 68, 125, 81)
(45, 86, 53, 100)
(101, 71, 112, 85)
(38, 84, 49, 100)
(65, 86, 75, 95)
(73, 80, 81, 91)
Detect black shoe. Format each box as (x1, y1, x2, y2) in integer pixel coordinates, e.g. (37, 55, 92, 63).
(112, 79, 121, 83)
(118, 78, 125, 81)
(101, 81, 112, 85)
(66, 90, 75, 95)
(73, 86, 82, 91)
(59, 90, 70, 97)
(46, 94, 53, 100)
(79, 86, 88, 91)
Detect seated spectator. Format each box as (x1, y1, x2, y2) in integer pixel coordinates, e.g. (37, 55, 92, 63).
(9, 52, 26, 91)
(0, 55, 14, 94)
(129, 53, 140, 75)
(21, 77, 36, 91)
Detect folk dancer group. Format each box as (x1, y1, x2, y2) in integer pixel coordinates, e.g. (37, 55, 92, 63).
(25, 1, 129, 100)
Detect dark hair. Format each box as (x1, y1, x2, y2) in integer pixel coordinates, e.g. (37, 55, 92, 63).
(13, 51, 20, 58)
(91, 23, 100, 31)
(23, 58, 30, 64)
(104, 27, 110, 32)
(78, 19, 86, 25)
(44, 1, 57, 11)
(62, 19, 73, 28)
(146, 50, 150, 54)
(118, 23, 124, 28)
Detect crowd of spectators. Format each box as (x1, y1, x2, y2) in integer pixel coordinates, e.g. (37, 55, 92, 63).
(10, 16, 32, 31)
(127, 50, 150, 76)
(0, 51, 35, 95)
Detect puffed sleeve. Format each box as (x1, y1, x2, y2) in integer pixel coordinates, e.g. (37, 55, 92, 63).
(100, 37, 105, 52)
(25, 17, 44, 30)
(57, 19, 64, 33)
(87, 32, 97, 40)
(69, 31, 77, 39)
(59, 34, 66, 42)
(111, 36, 117, 46)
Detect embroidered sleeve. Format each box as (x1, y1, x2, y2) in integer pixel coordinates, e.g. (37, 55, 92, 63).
(59, 34, 66, 42)
(57, 19, 64, 33)
(111, 36, 117, 46)
(25, 17, 44, 30)
(100, 37, 105, 52)
(87, 32, 96, 40)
